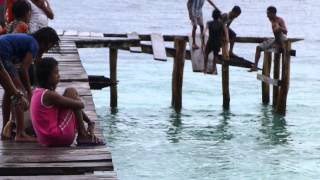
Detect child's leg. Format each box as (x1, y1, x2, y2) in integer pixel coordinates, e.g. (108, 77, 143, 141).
(203, 45, 210, 74)
(192, 25, 199, 49)
(212, 51, 218, 75)
(1, 92, 11, 138)
(62, 88, 103, 145)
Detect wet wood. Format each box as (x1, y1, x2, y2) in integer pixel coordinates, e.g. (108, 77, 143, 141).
(172, 38, 186, 113)
(110, 48, 118, 108)
(189, 34, 204, 72)
(273, 53, 281, 107)
(261, 51, 272, 104)
(222, 60, 230, 109)
(127, 32, 142, 53)
(151, 33, 167, 61)
(276, 42, 292, 114)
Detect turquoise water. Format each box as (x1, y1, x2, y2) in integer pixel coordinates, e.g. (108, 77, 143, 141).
(50, 0, 319, 179)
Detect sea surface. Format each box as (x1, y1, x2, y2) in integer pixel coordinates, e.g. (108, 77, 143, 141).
(49, 0, 319, 179)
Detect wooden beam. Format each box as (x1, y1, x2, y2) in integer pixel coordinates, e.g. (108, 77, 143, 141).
(127, 32, 142, 53)
(109, 48, 118, 109)
(257, 74, 280, 86)
(273, 53, 281, 107)
(172, 38, 186, 113)
(261, 51, 272, 104)
(151, 33, 167, 61)
(276, 41, 292, 114)
(75, 39, 140, 49)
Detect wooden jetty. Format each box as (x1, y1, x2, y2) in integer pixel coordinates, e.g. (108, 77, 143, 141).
(0, 33, 118, 179)
(0, 29, 303, 178)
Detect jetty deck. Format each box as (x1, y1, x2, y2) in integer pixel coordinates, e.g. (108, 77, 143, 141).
(0, 34, 117, 179)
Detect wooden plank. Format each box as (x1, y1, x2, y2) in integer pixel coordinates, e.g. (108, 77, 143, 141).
(1, 173, 117, 180)
(188, 34, 204, 72)
(90, 32, 104, 37)
(257, 74, 280, 86)
(78, 32, 91, 37)
(150, 33, 167, 61)
(64, 30, 78, 36)
(127, 32, 142, 53)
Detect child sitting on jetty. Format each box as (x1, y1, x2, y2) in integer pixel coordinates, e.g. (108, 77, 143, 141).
(0, 27, 59, 142)
(31, 57, 104, 146)
(203, 9, 229, 74)
(7, 0, 31, 33)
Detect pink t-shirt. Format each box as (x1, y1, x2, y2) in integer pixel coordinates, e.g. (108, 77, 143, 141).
(31, 88, 76, 146)
(0, 0, 5, 5)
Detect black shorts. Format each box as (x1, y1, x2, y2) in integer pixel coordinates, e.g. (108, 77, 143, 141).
(228, 28, 236, 40)
(205, 42, 221, 56)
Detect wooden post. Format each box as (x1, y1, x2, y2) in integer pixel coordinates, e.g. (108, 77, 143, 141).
(272, 52, 281, 107)
(109, 48, 118, 109)
(222, 61, 230, 109)
(262, 51, 272, 104)
(171, 38, 186, 113)
(276, 42, 291, 114)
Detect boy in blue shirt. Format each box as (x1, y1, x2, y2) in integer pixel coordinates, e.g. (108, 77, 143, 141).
(0, 27, 59, 142)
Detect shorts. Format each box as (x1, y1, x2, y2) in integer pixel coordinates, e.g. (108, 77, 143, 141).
(228, 28, 236, 40)
(258, 34, 287, 51)
(205, 42, 221, 56)
(190, 15, 204, 26)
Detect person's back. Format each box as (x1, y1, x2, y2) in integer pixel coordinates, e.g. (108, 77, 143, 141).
(207, 20, 224, 48)
(7, 0, 31, 34)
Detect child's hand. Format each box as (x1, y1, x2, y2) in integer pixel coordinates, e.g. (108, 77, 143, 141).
(87, 121, 95, 136)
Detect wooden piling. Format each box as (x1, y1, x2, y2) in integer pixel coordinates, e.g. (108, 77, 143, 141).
(276, 42, 292, 114)
(109, 48, 118, 109)
(272, 53, 281, 107)
(171, 38, 186, 113)
(222, 63, 230, 109)
(262, 51, 272, 104)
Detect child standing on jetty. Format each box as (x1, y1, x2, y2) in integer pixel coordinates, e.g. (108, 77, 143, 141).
(7, 0, 31, 33)
(204, 9, 229, 74)
(0, 27, 59, 141)
(250, 6, 288, 71)
(221, 6, 241, 57)
(31, 57, 104, 146)
(187, 0, 218, 49)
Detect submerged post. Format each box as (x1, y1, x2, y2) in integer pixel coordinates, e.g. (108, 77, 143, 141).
(222, 58, 230, 109)
(272, 53, 281, 107)
(276, 41, 292, 114)
(171, 38, 186, 113)
(109, 48, 118, 109)
(262, 51, 272, 104)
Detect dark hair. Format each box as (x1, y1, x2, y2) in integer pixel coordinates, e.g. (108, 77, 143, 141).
(212, 9, 221, 20)
(267, 6, 277, 14)
(232, 6, 241, 14)
(13, 0, 31, 20)
(36, 57, 58, 88)
(31, 27, 60, 47)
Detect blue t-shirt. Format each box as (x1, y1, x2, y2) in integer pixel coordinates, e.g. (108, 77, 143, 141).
(0, 33, 39, 64)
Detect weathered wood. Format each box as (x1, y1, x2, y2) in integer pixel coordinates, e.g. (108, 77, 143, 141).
(127, 32, 142, 53)
(172, 38, 186, 113)
(188, 34, 204, 72)
(109, 48, 118, 108)
(75, 38, 140, 49)
(150, 33, 167, 61)
(90, 32, 104, 37)
(257, 74, 280, 86)
(222, 61, 230, 109)
(276, 42, 292, 114)
(261, 51, 272, 104)
(273, 53, 281, 107)
(1, 173, 117, 180)
(64, 30, 78, 36)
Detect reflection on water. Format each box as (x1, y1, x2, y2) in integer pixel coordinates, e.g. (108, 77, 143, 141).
(259, 106, 291, 145)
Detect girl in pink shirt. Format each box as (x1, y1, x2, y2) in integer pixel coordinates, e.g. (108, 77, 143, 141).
(30, 57, 104, 146)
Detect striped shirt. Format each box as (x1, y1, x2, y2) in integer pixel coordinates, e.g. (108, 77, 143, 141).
(190, 0, 205, 17)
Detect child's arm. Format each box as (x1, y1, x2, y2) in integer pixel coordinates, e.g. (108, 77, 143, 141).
(44, 91, 85, 109)
(206, 0, 220, 11)
(36, 0, 54, 19)
(20, 53, 33, 99)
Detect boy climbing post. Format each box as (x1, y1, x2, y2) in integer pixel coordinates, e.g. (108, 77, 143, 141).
(221, 6, 241, 57)
(187, 0, 219, 49)
(250, 6, 288, 71)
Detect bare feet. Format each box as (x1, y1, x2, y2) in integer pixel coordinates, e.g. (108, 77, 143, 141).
(192, 43, 199, 50)
(15, 132, 36, 142)
(77, 134, 105, 146)
(248, 66, 258, 72)
(2, 121, 14, 140)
